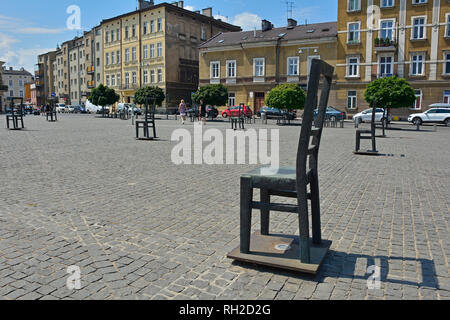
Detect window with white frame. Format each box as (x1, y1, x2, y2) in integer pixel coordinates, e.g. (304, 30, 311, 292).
(412, 89, 422, 109)
(150, 70, 155, 83)
(444, 52, 450, 75)
(111, 75, 115, 86)
(347, 56, 360, 77)
(379, 55, 394, 76)
(125, 72, 129, 85)
(158, 18, 162, 32)
(446, 14, 450, 38)
(348, 22, 360, 43)
(158, 69, 162, 82)
(132, 25, 136, 38)
(132, 72, 137, 84)
(143, 45, 148, 59)
(157, 43, 162, 57)
(117, 29, 120, 41)
(410, 53, 425, 75)
(111, 52, 115, 65)
(380, 20, 394, 40)
(117, 50, 121, 64)
(106, 75, 110, 86)
(210, 61, 220, 78)
(254, 58, 265, 77)
(125, 48, 130, 62)
(412, 0, 427, 4)
(227, 60, 236, 78)
(412, 17, 426, 39)
(132, 47, 137, 61)
(143, 22, 148, 35)
(201, 27, 207, 41)
(381, 0, 394, 8)
(150, 44, 155, 58)
(228, 93, 236, 107)
(111, 31, 115, 42)
(287, 57, 299, 76)
(150, 21, 155, 33)
(347, 91, 357, 109)
(117, 74, 121, 85)
(348, 0, 361, 11)
(105, 53, 109, 65)
(143, 70, 148, 84)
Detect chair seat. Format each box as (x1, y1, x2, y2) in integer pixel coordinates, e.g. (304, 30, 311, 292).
(242, 166, 297, 191)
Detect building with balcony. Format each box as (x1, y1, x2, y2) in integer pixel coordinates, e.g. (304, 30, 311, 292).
(199, 19, 338, 113)
(101, 1, 240, 110)
(336, 0, 450, 118)
(36, 51, 56, 106)
(1, 66, 33, 108)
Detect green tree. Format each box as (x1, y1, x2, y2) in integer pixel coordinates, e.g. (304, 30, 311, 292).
(192, 84, 228, 106)
(265, 83, 306, 111)
(89, 84, 120, 117)
(134, 86, 165, 106)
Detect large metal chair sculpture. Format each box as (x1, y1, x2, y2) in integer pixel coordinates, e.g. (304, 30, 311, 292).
(6, 97, 25, 130)
(231, 104, 245, 130)
(228, 59, 334, 274)
(46, 100, 58, 122)
(136, 97, 158, 140)
(354, 102, 378, 155)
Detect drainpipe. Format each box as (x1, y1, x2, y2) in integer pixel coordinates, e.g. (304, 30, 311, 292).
(275, 38, 281, 84)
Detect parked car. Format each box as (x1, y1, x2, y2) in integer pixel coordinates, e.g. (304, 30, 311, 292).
(23, 106, 33, 114)
(188, 105, 219, 119)
(257, 107, 296, 120)
(221, 106, 253, 118)
(73, 105, 87, 114)
(85, 100, 100, 114)
(313, 107, 346, 121)
(117, 103, 142, 115)
(56, 104, 66, 113)
(67, 105, 75, 113)
(97, 106, 110, 115)
(408, 108, 450, 126)
(352, 108, 391, 123)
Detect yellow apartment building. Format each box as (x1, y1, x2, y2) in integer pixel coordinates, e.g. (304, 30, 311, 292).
(336, 0, 450, 118)
(199, 20, 338, 113)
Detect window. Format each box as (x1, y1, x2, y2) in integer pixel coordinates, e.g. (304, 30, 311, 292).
(111, 52, 115, 65)
(411, 54, 424, 75)
(150, 20, 155, 33)
(117, 74, 121, 86)
(132, 47, 137, 61)
(97, 58, 100, 66)
(117, 29, 120, 41)
(111, 75, 115, 86)
(125, 72, 129, 84)
(444, 53, 450, 75)
(125, 48, 130, 62)
(158, 69, 162, 82)
(157, 18, 162, 32)
(287, 57, 299, 76)
(125, 26, 129, 39)
(117, 50, 121, 64)
(446, 14, 450, 38)
(143, 70, 148, 83)
(201, 27, 207, 41)
(379, 56, 394, 77)
(254, 58, 265, 77)
(132, 72, 136, 84)
(210, 61, 220, 78)
(111, 31, 115, 42)
(19, 90, 23, 97)
(381, 0, 394, 8)
(228, 93, 236, 106)
(348, 22, 360, 43)
(380, 20, 394, 40)
(157, 43, 162, 57)
(106, 53, 109, 65)
(347, 91, 357, 109)
(412, 89, 422, 109)
(143, 45, 148, 59)
(8, 80, 12, 87)
(106, 31, 109, 43)
(96, 42, 100, 51)
(106, 75, 110, 86)
(143, 22, 148, 35)
(443, 90, 450, 104)
(412, 17, 426, 39)
(227, 60, 236, 78)
(348, 0, 361, 11)
(412, 0, 427, 4)
(132, 25, 136, 38)
(347, 56, 359, 77)
(9, 90, 13, 97)
(150, 70, 155, 83)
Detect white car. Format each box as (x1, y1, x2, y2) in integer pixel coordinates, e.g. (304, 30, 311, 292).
(56, 104, 66, 113)
(85, 100, 101, 114)
(67, 105, 75, 113)
(353, 108, 391, 123)
(408, 108, 450, 126)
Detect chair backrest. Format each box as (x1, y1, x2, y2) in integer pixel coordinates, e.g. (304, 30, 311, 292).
(296, 59, 334, 186)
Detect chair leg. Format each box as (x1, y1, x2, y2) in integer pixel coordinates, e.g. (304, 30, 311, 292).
(310, 173, 322, 245)
(355, 132, 360, 152)
(260, 189, 270, 236)
(240, 176, 253, 254)
(298, 193, 311, 264)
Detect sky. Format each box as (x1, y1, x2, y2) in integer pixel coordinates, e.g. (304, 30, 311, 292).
(0, 0, 338, 74)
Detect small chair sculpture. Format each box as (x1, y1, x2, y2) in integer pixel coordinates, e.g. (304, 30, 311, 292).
(354, 102, 379, 155)
(6, 98, 25, 130)
(136, 97, 158, 140)
(227, 59, 334, 274)
(231, 104, 245, 130)
(46, 104, 57, 122)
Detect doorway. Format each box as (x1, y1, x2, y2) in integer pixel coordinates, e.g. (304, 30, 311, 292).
(254, 92, 265, 114)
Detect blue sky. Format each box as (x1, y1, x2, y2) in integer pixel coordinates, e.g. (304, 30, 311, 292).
(0, 0, 337, 73)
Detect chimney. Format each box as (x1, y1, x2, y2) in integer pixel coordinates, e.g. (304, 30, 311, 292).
(178, 1, 184, 8)
(262, 20, 273, 32)
(202, 8, 212, 17)
(287, 18, 297, 29)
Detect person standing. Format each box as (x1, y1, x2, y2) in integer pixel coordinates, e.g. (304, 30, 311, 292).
(199, 99, 207, 125)
(179, 99, 187, 125)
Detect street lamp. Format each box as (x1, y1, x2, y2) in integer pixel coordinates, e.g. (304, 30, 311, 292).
(298, 47, 319, 90)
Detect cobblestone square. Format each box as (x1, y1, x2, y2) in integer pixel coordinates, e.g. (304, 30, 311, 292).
(0, 114, 448, 300)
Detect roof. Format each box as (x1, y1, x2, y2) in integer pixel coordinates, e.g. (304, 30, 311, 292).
(2, 68, 33, 76)
(101, 2, 240, 31)
(199, 21, 337, 49)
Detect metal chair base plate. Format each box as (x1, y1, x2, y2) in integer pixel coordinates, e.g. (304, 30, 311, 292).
(353, 150, 380, 156)
(228, 232, 332, 274)
(136, 137, 159, 141)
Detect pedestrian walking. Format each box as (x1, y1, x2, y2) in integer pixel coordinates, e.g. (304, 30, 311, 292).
(179, 99, 187, 125)
(199, 99, 207, 125)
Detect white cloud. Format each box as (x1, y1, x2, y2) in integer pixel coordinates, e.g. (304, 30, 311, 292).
(184, 5, 195, 11)
(214, 14, 229, 23)
(0, 44, 54, 74)
(0, 14, 66, 35)
(17, 27, 66, 35)
(232, 12, 262, 31)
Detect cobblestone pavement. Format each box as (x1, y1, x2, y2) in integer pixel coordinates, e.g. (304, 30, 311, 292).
(0, 114, 448, 300)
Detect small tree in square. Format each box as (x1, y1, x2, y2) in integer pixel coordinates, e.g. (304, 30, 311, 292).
(192, 84, 228, 107)
(265, 83, 306, 111)
(134, 86, 165, 107)
(89, 84, 120, 117)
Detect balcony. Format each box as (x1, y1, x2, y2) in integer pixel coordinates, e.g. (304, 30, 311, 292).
(119, 84, 139, 90)
(87, 81, 95, 89)
(372, 73, 399, 80)
(374, 39, 397, 52)
(87, 66, 95, 74)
